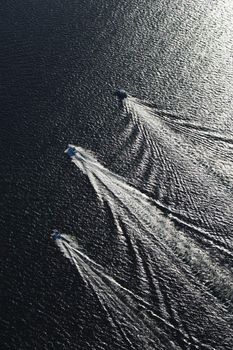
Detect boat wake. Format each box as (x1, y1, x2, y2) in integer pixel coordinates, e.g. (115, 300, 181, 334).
(58, 95, 233, 349)
(68, 146, 233, 312)
(122, 96, 233, 246)
(55, 234, 215, 350)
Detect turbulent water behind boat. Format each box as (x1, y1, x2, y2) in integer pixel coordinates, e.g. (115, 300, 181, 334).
(1, 1, 233, 349)
(60, 97, 233, 349)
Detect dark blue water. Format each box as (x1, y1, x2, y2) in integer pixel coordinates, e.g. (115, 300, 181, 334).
(1, 1, 233, 349)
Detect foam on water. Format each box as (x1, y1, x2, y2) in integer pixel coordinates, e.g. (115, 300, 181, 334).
(55, 234, 215, 350)
(68, 146, 233, 310)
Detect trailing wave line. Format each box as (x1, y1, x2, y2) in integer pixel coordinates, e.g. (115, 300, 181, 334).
(130, 97, 233, 146)
(68, 146, 233, 308)
(124, 96, 233, 242)
(125, 97, 233, 187)
(54, 234, 212, 350)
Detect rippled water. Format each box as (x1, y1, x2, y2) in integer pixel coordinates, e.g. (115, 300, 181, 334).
(1, 1, 233, 349)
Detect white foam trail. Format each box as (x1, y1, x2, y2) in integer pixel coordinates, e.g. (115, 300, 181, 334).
(68, 146, 233, 306)
(54, 235, 212, 350)
(123, 96, 233, 257)
(126, 96, 233, 189)
(127, 97, 233, 146)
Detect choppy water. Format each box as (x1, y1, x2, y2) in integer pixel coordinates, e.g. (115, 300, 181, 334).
(1, 1, 233, 349)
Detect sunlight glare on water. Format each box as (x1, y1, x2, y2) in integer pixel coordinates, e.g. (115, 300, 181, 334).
(1, 0, 233, 349)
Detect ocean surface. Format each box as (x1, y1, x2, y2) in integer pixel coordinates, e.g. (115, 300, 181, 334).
(1, 1, 233, 349)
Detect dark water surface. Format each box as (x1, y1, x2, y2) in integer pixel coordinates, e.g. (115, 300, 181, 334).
(1, 1, 233, 349)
